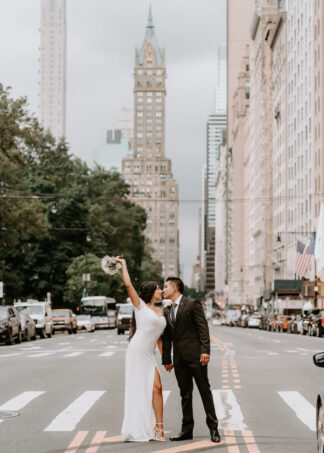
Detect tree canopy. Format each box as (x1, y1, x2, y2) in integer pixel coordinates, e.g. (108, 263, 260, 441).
(0, 84, 163, 307)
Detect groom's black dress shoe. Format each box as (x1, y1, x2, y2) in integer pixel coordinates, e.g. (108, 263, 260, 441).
(169, 432, 193, 441)
(210, 428, 221, 443)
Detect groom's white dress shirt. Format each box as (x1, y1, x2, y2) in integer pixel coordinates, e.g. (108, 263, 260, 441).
(172, 294, 183, 320)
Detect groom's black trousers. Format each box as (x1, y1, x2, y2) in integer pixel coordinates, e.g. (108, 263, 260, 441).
(174, 355, 218, 433)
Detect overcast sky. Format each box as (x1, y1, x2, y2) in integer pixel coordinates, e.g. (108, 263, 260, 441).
(0, 0, 226, 285)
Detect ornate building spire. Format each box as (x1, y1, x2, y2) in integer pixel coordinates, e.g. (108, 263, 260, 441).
(136, 5, 163, 66)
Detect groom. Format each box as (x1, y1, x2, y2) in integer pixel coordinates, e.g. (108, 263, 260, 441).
(162, 277, 221, 443)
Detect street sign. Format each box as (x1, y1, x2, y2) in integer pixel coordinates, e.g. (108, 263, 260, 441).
(0, 282, 3, 298)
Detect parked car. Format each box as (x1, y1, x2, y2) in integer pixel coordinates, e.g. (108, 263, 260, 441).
(259, 312, 273, 331)
(288, 315, 303, 334)
(248, 314, 261, 328)
(311, 310, 324, 337)
(276, 315, 291, 332)
(116, 304, 133, 335)
(0, 306, 22, 345)
(76, 315, 95, 332)
(20, 313, 37, 341)
(15, 301, 53, 338)
(52, 309, 77, 334)
(267, 313, 277, 332)
(225, 310, 241, 326)
(313, 352, 324, 453)
(302, 309, 320, 335)
(212, 318, 221, 326)
(240, 313, 249, 328)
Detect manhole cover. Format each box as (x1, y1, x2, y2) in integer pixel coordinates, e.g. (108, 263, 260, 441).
(0, 411, 20, 419)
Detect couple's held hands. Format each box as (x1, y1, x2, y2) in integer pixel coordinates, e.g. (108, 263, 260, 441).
(200, 353, 210, 366)
(164, 363, 174, 373)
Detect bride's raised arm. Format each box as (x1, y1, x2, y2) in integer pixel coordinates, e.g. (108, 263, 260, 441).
(114, 257, 140, 309)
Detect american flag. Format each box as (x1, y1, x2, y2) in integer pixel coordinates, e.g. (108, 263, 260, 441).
(294, 234, 315, 278)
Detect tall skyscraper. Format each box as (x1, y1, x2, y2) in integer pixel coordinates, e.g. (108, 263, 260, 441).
(122, 7, 179, 277)
(204, 43, 227, 292)
(40, 0, 67, 140)
(215, 43, 227, 113)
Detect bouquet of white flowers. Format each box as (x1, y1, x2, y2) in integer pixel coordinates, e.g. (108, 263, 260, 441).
(101, 256, 122, 275)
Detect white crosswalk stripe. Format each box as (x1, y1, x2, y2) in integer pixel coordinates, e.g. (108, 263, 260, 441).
(212, 389, 248, 431)
(278, 391, 316, 432)
(0, 391, 45, 423)
(44, 391, 106, 432)
(0, 387, 317, 435)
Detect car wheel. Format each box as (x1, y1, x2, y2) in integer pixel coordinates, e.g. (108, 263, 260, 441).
(317, 400, 324, 453)
(68, 328, 72, 335)
(117, 329, 121, 335)
(25, 329, 31, 342)
(73, 328, 77, 334)
(16, 330, 22, 344)
(40, 328, 46, 339)
(6, 330, 15, 345)
(52, 329, 55, 335)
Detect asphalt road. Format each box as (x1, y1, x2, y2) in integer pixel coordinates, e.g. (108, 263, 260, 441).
(0, 324, 323, 453)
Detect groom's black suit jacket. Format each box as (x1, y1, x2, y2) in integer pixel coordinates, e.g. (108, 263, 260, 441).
(162, 296, 210, 365)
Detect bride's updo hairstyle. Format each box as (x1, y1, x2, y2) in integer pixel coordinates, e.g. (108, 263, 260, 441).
(139, 281, 158, 303)
(129, 281, 158, 341)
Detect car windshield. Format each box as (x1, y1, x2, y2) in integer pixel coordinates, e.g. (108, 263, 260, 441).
(53, 310, 70, 317)
(119, 306, 133, 315)
(0, 307, 8, 320)
(16, 305, 43, 315)
(77, 315, 90, 320)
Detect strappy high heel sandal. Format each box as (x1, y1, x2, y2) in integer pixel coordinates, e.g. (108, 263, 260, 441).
(154, 423, 167, 442)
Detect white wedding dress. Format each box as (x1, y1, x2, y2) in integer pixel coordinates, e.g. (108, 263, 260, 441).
(121, 299, 166, 442)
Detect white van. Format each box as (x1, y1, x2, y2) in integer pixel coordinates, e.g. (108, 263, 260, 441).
(14, 301, 53, 338)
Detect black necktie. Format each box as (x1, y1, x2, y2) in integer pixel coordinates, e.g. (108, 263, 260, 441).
(171, 303, 177, 324)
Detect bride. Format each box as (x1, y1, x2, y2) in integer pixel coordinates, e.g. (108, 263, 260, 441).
(114, 257, 170, 442)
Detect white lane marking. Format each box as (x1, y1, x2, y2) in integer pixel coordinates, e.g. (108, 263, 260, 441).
(163, 390, 171, 406)
(285, 350, 298, 353)
(99, 352, 115, 357)
(44, 391, 105, 432)
(26, 352, 54, 358)
(0, 391, 45, 422)
(59, 342, 71, 345)
(0, 353, 22, 358)
(268, 353, 279, 355)
(272, 339, 281, 343)
(20, 346, 41, 350)
(63, 352, 83, 357)
(212, 390, 247, 431)
(278, 391, 315, 432)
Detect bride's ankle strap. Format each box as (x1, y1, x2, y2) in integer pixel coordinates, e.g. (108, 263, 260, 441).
(156, 422, 163, 425)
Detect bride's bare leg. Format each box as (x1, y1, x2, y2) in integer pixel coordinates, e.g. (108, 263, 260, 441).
(152, 368, 165, 439)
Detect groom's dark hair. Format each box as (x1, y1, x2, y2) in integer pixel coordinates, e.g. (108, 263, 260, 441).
(166, 277, 184, 294)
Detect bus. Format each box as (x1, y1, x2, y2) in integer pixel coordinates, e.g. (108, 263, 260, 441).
(80, 296, 117, 329)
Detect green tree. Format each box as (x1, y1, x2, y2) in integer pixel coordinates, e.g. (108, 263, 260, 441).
(64, 253, 126, 308)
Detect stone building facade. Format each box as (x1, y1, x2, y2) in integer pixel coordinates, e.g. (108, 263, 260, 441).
(40, 0, 66, 140)
(122, 7, 179, 278)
